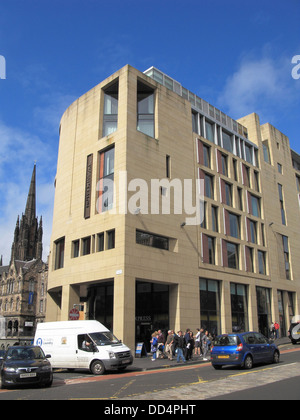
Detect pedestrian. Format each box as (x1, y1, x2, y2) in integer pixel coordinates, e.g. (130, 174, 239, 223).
(199, 328, 204, 356)
(150, 331, 158, 361)
(274, 321, 280, 339)
(186, 331, 194, 360)
(156, 329, 165, 359)
(270, 322, 275, 339)
(194, 328, 201, 356)
(165, 330, 174, 360)
(174, 330, 186, 363)
(201, 330, 210, 361)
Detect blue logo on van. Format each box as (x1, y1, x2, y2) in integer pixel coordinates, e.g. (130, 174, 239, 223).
(36, 338, 42, 346)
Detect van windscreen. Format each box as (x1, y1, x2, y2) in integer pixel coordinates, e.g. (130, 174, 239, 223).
(90, 332, 120, 346)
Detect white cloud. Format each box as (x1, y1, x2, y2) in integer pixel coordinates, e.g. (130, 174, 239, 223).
(217, 54, 297, 123)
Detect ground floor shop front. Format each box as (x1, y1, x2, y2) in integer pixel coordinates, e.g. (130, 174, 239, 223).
(46, 277, 298, 353)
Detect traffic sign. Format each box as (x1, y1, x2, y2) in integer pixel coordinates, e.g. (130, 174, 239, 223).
(69, 308, 79, 320)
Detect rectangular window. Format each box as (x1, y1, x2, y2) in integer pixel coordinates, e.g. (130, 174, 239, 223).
(225, 182, 232, 206)
(282, 235, 290, 279)
(230, 283, 249, 332)
(211, 205, 218, 232)
(238, 188, 243, 211)
(221, 154, 228, 176)
(97, 146, 115, 213)
(204, 174, 214, 199)
(245, 144, 253, 165)
(250, 194, 261, 218)
(205, 120, 214, 142)
(263, 141, 271, 163)
(245, 246, 254, 272)
(82, 236, 91, 256)
(166, 155, 171, 178)
(258, 250, 266, 275)
(136, 230, 169, 250)
(137, 81, 154, 137)
(278, 184, 286, 225)
(97, 233, 104, 252)
(200, 278, 221, 335)
(226, 241, 239, 269)
(248, 219, 257, 243)
(229, 212, 240, 239)
(103, 81, 118, 137)
(207, 236, 215, 265)
(72, 240, 80, 258)
(203, 144, 211, 168)
(107, 229, 115, 250)
(222, 130, 233, 153)
(54, 237, 65, 270)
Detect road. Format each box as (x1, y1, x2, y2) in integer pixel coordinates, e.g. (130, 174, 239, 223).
(0, 343, 299, 403)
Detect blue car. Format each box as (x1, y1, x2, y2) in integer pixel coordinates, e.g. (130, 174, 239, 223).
(211, 332, 280, 370)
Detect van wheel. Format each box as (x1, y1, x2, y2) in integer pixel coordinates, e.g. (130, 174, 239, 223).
(90, 360, 105, 375)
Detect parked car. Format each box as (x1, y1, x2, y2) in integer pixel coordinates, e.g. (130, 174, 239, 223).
(211, 332, 280, 370)
(0, 346, 53, 389)
(288, 315, 300, 344)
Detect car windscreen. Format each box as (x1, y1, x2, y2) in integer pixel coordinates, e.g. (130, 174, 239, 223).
(6, 347, 45, 360)
(213, 335, 239, 346)
(89, 332, 120, 346)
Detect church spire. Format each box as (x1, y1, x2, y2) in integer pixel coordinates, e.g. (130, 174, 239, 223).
(25, 163, 36, 224)
(10, 164, 43, 262)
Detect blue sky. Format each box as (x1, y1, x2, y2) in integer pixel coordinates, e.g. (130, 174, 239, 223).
(0, 0, 299, 264)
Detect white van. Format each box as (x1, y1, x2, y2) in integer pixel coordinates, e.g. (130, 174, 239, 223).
(34, 320, 133, 375)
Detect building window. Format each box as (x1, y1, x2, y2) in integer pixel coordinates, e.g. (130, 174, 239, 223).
(250, 194, 261, 218)
(278, 184, 286, 225)
(97, 146, 115, 213)
(224, 182, 232, 206)
(248, 219, 257, 244)
(221, 154, 228, 176)
(103, 81, 118, 137)
(282, 235, 290, 279)
(204, 174, 214, 199)
(238, 188, 243, 211)
(137, 81, 154, 137)
(72, 240, 80, 258)
(82, 236, 91, 256)
(230, 283, 249, 332)
(228, 212, 240, 239)
(222, 130, 233, 153)
(136, 230, 169, 250)
(54, 237, 65, 270)
(211, 205, 218, 232)
(258, 250, 267, 275)
(203, 144, 211, 168)
(263, 141, 271, 164)
(107, 230, 115, 250)
(166, 155, 171, 178)
(205, 120, 214, 142)
(200, 278, 221, 335)
(225, 241, 239, 269)
(97, 232, 104, 252)
(245, 246, 254, 272)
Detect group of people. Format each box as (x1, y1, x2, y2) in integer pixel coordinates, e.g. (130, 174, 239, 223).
(150, 328, 213, 363)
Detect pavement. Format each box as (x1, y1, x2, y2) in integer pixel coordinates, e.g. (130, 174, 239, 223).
(131, 336, 291, 372)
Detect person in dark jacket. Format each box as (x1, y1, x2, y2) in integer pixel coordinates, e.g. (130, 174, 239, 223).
(174, 330, 186, 363)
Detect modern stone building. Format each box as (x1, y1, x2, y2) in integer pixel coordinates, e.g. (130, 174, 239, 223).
(0, 165, 48, 346)
(46, 65, 300, 352)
